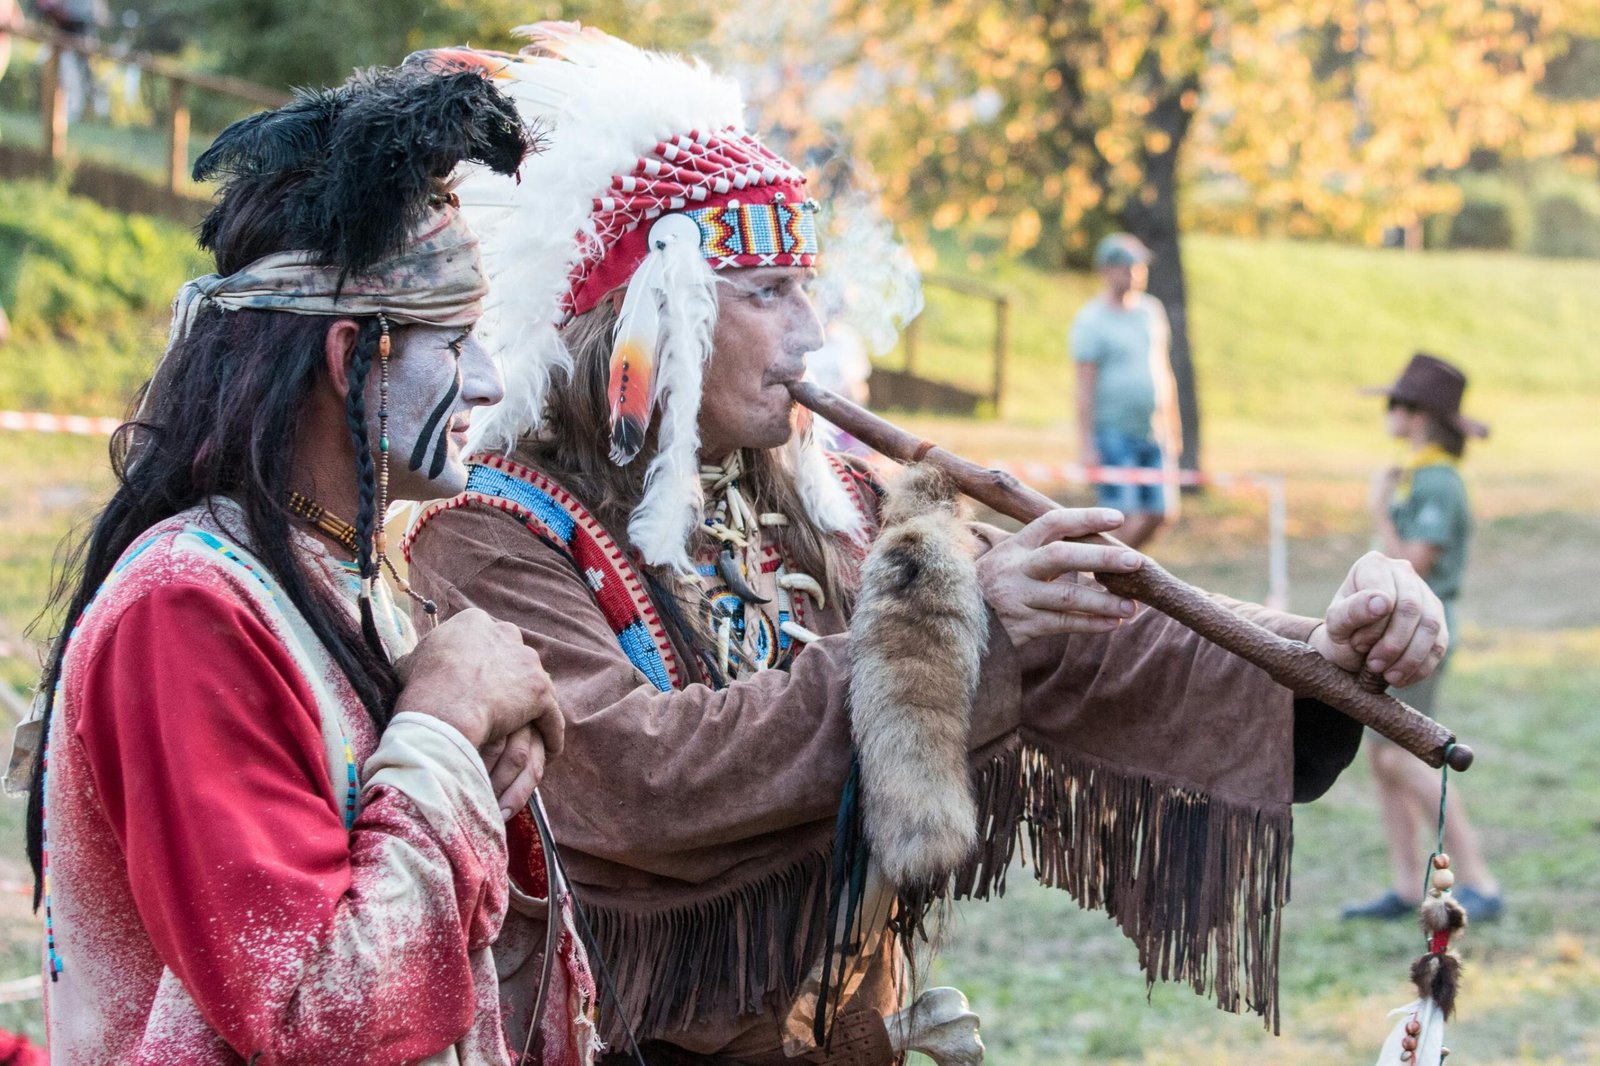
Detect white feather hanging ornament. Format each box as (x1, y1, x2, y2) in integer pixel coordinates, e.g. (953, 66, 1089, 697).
(621, 213, 718, 573)
(605, 213, 702, 464)
(1374, 754, 1467, 1066)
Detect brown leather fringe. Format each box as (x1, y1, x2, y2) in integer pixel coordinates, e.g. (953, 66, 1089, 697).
(955, 738, 1291, 1032)
(583, 742, 1291, 1043)
(582, 846, 834, 1044)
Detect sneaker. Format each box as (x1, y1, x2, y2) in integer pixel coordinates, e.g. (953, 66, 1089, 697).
(1341, 890, 1414, 921)
(1454, 885, 1505, 923)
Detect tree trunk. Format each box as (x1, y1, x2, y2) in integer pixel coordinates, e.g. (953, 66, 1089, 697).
(1122, 79, 1202, 473)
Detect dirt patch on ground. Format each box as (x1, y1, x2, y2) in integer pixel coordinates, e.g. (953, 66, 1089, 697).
(1252, 509, 1600, 631)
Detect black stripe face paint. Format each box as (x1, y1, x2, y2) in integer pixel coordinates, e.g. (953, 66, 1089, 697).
(427, 408, 453, 480)
(408, 373, 460, 473)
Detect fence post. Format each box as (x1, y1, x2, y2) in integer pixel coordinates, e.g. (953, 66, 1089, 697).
(1264, 475, 1289, 611)
(41, 45, 67, 162)
(902, 314, 920, 376)
(991, 295, 1010, 414)
(167, 79, 190, 195)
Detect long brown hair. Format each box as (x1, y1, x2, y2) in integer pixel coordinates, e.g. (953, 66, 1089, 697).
(522, 301, 865, 655)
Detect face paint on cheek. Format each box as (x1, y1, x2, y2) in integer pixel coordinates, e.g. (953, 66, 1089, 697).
(407, 371, 461, 475)
(427, 411, 453, 480)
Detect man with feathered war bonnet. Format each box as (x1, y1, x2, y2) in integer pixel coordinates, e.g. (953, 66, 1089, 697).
(406, 26, 1451, 1065)
(16, 64, 577, 1062)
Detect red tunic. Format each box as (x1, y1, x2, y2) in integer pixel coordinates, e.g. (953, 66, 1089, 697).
(42, 504, 513, 1064)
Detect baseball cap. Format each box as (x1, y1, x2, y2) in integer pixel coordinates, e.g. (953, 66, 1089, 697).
(1093, 233, 1152, 269)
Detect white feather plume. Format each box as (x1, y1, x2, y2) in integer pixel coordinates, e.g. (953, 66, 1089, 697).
(1374, 999, 1446, 1066)
(625, 242, 718, 573)
(792, 431, 868, 541)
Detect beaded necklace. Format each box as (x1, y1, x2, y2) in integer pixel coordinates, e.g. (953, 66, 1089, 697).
(697, 452, 825, 679)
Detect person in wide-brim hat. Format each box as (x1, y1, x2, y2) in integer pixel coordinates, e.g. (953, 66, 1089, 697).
(1362, 351, 1490, 445)
(1343, 350, 1504, 924)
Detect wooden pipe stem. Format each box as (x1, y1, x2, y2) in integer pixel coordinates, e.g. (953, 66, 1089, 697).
(790, 380, 1472, 772)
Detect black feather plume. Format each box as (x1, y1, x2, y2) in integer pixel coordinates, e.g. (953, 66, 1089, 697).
(194, 64, 532, 279)
(298, 67, 528, 276)
(191, 90, 343, 184)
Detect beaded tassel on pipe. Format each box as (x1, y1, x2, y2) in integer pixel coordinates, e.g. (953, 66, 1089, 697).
(1375, 746, 1466, 1066)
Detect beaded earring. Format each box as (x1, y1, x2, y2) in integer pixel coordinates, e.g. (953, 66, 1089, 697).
(373, 314, 438, 617)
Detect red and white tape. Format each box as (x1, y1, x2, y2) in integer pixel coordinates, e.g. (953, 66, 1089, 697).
(0, 409, 1279, 492)
(0, 411, 122, 436)
(993, 460, 1196, 487)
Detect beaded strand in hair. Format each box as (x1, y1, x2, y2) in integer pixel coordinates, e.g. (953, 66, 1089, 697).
(372, 314, 438, 616)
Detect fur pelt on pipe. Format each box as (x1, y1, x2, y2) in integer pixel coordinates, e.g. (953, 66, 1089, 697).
(848, 464, 987, 887)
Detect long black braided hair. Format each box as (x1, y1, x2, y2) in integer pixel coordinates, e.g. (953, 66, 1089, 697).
(25, 64, 531, 905)
(342, 316, 391, 657)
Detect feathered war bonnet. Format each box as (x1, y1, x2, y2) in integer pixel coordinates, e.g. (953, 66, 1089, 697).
(417, 25, 864, 574)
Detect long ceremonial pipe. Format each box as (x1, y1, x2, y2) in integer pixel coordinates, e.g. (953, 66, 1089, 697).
(789, 380, 1474, 772)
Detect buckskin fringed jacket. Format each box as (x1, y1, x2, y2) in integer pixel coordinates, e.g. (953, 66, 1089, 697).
(405, 449, 1362, 1063)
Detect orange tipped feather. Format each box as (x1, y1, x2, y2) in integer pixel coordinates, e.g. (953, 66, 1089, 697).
(409, 48, 521, 79)
(607, 337, 655, 464)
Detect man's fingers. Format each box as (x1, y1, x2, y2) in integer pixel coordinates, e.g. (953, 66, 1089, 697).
(1012, 507, 1127, 551)
(1014, 613, 1125, 641)
(1021, 541, 1144, 583)
(487, 729, 534, 799)
(496, 740, 546, 821)
(1382, 611, 1445, 688)
(529, 687, 564, 756)
(480, 734, 507, 772)
(1326, 590, 1391, 645)
(1021, 576, 1137, 620)
(1364, 590, 1425, 677)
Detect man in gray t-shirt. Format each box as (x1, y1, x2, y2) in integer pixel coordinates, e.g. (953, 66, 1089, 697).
(1070, 233, 1181, 549)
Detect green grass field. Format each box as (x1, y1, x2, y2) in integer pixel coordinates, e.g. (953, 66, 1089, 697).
(0, 186, 1595, 1059)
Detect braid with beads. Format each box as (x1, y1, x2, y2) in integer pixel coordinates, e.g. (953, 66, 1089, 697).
(343, 317, 388, 659)
(24, 62, 531, 904)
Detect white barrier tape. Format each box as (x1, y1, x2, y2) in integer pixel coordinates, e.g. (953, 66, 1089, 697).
(0, 975, 41, 1004)
(0, 411, 1264, 485)
(988, 460, 1281, 491)
(0, 411, 122, 436)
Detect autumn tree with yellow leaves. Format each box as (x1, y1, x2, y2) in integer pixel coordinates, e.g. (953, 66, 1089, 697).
(767, 0, 1599, 467)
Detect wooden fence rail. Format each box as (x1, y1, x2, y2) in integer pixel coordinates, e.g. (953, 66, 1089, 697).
(897, 271, 1012, 414)
(4, 18, 290, 195)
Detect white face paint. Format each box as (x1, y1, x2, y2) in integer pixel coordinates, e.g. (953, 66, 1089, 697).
(373, 323, 504, 500)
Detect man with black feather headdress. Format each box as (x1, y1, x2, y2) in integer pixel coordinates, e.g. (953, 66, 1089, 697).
(12, 63, 588, 1062)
